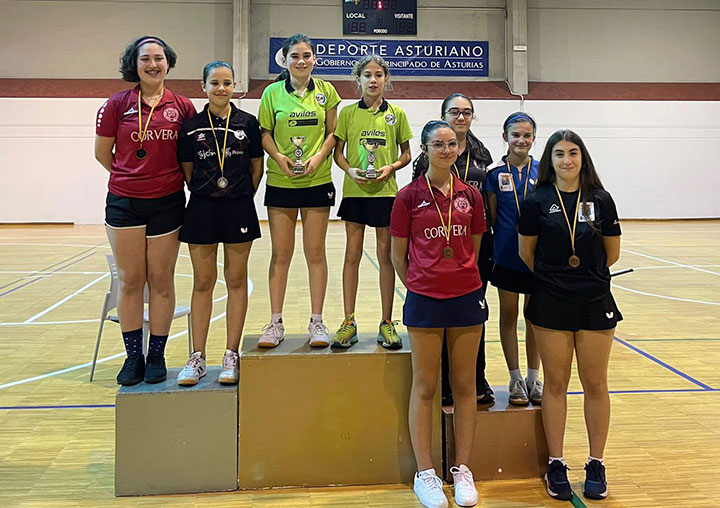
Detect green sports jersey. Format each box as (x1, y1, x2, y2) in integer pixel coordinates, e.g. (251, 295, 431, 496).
(258, 77, 341, 188)
(335, 99, 413, 198)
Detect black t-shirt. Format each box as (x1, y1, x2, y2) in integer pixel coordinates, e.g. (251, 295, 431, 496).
(518, 185, 621, 302)
(178, 103, 263, 198)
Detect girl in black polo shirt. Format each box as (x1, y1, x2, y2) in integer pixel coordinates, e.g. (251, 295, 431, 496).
(176, 61, 264, 386)
(518, 129, 622, 502)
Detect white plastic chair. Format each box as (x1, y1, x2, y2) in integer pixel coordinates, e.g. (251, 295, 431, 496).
(89, 254, 192, 381)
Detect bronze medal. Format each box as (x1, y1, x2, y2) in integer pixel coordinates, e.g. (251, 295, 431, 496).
(443, 246, 454, 259)
(135, 148, 147, 160)
(568, 254, 580, 268)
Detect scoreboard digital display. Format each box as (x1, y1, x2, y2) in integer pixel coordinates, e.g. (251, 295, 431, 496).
(343, 0, 417, 36)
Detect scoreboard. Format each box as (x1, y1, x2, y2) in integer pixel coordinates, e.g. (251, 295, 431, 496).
(343, 0, 417, 36)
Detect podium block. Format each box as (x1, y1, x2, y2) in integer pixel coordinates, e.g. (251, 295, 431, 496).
(442, 387, 548, 481)
(238, 334, 442, 489)
(115, 367, 238, 496)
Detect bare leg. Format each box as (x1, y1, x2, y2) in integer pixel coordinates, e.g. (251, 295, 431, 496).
(300, 207, 330, 315)
(523, 294, 541, 370)
(267, 207, 298, 315)
(447, 325, 483, 466)
(187, 243, 219, 356)
(498, 288, 521, 372)
(342, 221, 365, 317)
(106, 226, 147, 332)
(408, 327, 444, 471)
(576, 328, 615, 458)
(223, 242, 253, 352)
(532, 324, 575, 457)
(145, 229, 181, 335)
(376, 227, 395, 321)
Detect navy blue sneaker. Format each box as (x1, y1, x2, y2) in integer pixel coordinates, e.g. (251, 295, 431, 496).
(144, 354, 167, 384)
(116, 355, 144, 386)
(583, 459, 608, 499)
(544, 460, 573, 501)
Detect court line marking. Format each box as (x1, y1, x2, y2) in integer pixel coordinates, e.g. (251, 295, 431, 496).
(0, 276, 250, 390)
(622, 247, 720, 277)
(614, 336, 713, 390)
(0, 250, 99, 298)
(24, 273, 109, 323)
(611, 283, 720, 306)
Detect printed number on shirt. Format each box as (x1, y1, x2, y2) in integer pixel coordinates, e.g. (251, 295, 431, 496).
(499, 173, 513, 192)
(578, 202, 595, 222)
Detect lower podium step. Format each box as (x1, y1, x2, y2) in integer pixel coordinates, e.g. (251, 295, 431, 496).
(442, 387, 548, 481)
(238, 334, 442, 489)
(115, 367, 238, 496)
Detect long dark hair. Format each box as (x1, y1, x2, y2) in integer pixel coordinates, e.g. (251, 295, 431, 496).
(119, 36, 177, 83)
(275, 33, 315, 82)
(441, 93, 492, 165)
(537, 129, 604, 193)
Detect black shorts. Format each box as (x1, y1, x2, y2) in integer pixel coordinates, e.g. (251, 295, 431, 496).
(264, 182, 336, 208)
(490, 264, 533, 294)
(525, 290, 623, 332)
(338, 197, 395, 228)
(105, 190, 185, 237)
(180, 194, 261, 245)
(403, 287, 489, 328)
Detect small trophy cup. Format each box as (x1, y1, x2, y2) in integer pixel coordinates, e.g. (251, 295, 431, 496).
(290, 136, 306, 174)
(362, 140, 380, 179)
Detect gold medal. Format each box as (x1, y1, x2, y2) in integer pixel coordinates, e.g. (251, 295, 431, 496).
(508, 157, 532, 217)
(425, 173, 454, 260)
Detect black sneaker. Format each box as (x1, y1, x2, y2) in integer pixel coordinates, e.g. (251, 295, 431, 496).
(477, 380, 495, 404)
(583, 459, 608, 499)
(544, 460, 573, 501)
(116, 355, 145, 386)
(144, 354, 167, 384)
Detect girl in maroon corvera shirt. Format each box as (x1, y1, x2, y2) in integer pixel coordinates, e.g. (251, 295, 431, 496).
(95, 35, 195, 386)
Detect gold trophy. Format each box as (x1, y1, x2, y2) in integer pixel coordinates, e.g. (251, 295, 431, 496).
(361, 139, 380, 179)
(290, 136, 306, 174)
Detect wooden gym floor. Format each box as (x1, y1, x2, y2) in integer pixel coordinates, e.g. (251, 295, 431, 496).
(0, 220, 718, 507)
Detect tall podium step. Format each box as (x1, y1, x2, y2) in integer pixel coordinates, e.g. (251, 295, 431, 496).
(442, 387, 548, 481)
(238, 334, 442, 489)
(115, 367, 238, 496)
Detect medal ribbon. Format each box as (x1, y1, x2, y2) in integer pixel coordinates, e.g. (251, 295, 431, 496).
(554, 184, 581, 256)
(137, 88, 164, 148)
(452, 151, 470, 181)
(425, 172, 454, 248)
(508, 157, 531, 216)
(207, 107, 231, 178)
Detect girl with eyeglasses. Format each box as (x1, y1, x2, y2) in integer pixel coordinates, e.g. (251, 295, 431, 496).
(518, 130, 622, 501)
(485, 111, 542, 406)
(331, 54, 413, 349)
(413, 93, 495, 406)
(391, 120, 487, 508)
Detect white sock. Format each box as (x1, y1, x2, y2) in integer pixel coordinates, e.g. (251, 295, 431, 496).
(527, 368, 540, 382)
(510, 369, 523, 382)
(271, 313, 282, 324)
(417, 467, 436, 476)
(310, 313, 322, 323)
(549, 456, 566, 465)
(588, 456, 604, 464)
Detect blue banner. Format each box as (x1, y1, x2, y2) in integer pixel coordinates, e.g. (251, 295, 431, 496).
(269, 38, 488, 77)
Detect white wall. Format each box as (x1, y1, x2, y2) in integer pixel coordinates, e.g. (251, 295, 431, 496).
(1, 97, 719, 222)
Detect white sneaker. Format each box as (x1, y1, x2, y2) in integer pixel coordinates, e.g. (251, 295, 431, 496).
(177, 351, 206, 386)
(258, 321, 285, 348)
(308, 320, 330, 348)
(413, 469, 448, 508)
(509, 378, 529, 406)
(450, 464, 478, 507)
(218, 349, 239, 385)
(526, 377, 543, 405)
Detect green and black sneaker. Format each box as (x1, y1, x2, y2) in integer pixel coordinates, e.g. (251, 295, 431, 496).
(378, 319, 402, 350)
(331, 314, 358, 349)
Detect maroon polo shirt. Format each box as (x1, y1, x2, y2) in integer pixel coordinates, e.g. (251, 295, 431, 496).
(390, 173, 486, 299)
(96, 86, 196, 198)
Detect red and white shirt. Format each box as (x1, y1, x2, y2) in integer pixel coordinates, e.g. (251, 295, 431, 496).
(390, 173, 486, 299)
(96, 86, 196, 198)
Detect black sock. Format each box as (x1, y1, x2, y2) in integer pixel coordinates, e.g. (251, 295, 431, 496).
(122, 328, 143, 358)
(148, 334, 168, 356)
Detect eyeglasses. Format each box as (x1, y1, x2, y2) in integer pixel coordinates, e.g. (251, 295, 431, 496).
(427, 140, 460, 151)
(445, 109, 474, 119)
